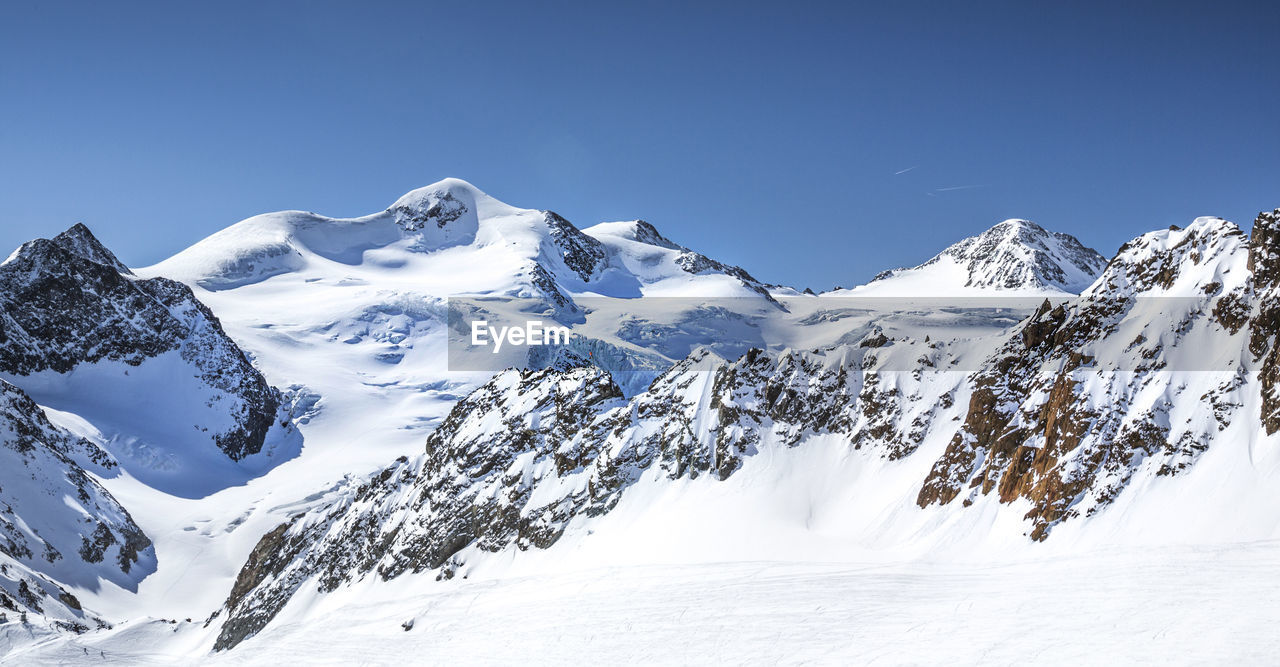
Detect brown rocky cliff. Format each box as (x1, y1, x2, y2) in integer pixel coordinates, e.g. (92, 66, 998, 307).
(1248, 209, 1280, 434)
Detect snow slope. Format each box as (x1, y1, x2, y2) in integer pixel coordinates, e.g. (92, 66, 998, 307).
(0, 379, 152, 633)
(8, 544, 1280, 664)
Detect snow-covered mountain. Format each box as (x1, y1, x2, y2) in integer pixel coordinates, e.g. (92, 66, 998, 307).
(205, 209, 1280, 651)
(833, 218, 1108, 296)
(0, 380, 151, 633)
(0, 223, 308, 636)
(6, 183, 1280, 663)
(148, 178, 775, 305)
(0, 224, 298, 496)
(134, 178, 787, 421)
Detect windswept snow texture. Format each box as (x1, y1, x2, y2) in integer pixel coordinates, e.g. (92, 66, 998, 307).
(9, 545, 1280, 664)
(835, 218, 1109, 296)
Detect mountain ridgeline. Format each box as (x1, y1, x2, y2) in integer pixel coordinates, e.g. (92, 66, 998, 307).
(0, 224, 287, 461)
(212, 204, 1280, 650)
(0, 223, 298, 632)
(4, 179, 1277, 656)
(855, 218, 1109, 294)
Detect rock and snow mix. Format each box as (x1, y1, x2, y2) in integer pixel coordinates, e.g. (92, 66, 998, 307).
(2, 180, 1279, 663)
(834, 218, 1108, 296)
(0, 380, 150, 634)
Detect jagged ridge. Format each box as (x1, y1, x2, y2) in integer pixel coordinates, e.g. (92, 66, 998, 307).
(212, 208, 1280, 650)
(0, 224, 286, 460)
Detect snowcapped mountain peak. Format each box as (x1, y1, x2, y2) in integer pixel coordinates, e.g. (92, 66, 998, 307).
(1082, 214, 1248, 299)
(388, 177, 483, 208)
(837, 217, 1108, 296)
(144, 177, 531, 291)
(923, 217, 1108, 291)
(386, 178, 484, 244)
(989, 217, 1041, 231)
(146, 182, 780, 306)
(4, 223, 130, 278)
(584, 219, 681, 250)
(50, 223, 133, 275)
(1112, 215, 1243, 260)
(583, 220, 768, 289)
(382, 178, 544, 249)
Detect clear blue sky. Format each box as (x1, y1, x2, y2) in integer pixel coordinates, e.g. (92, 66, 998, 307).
(2, 1, 1277, 290)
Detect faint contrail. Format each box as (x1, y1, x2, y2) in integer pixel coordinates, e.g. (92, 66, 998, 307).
(893, 166, 918, 175)
(933, 184, 990, 192)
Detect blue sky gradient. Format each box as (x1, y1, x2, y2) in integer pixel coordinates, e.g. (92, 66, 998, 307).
(2, 1, 1278, 289)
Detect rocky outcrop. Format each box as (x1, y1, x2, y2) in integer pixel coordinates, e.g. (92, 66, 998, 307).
(1248, 210, 1280, 433)
(214, 354, 626, 650)
(213, 210, 1280, 648)
(0, 379, 152, 630)
(391, 190, 469, 231)
(869, 218, 1108, 293)
(213, 341, 961, 649)
(0, 223, 284, 460)
(918, 216, 1253, 539)
(543, 211, 607, 282)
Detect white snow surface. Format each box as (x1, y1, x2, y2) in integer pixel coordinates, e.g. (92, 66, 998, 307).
(6, 543, 1280, 664)
(5, 183, 1276, 664)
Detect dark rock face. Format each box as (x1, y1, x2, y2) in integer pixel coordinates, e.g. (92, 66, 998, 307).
(629, 220, 682, 249)
(391, 190, 469, 231)
(211, 523, 294, 651)
(51, 224, 133, 275)
(524, 261, 575, 310)
(0, 237, 184, 374)
(1247, 209, 1280, 286)
(543, 211, 607, 282)
(0, 224, 282, 460)
(1248, 210, 1280, 434)
(918, 217, 1253, 539)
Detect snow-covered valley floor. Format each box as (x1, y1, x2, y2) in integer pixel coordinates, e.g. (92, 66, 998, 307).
(6, 541, 1278, 665)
